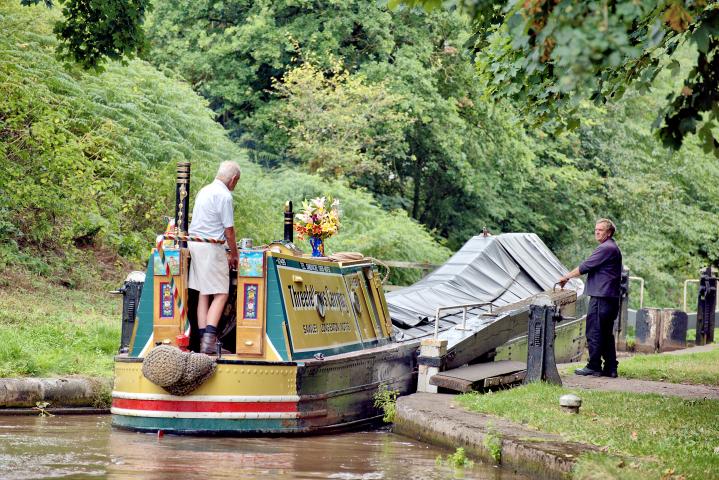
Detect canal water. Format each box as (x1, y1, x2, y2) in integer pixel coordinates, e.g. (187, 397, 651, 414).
(0, 415, 530, 479)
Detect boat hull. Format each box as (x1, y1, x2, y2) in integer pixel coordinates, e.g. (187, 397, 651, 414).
(112, 343, 418, 435)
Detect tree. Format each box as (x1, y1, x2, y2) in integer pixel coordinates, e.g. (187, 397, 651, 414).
(273, 61, 411, 180)
(21, 0, 151, 70)
(395, 1, 719, 158)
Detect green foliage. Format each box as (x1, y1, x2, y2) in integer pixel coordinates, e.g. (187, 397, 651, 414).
(436, 447, 475, 469)
(145, 0, 396, 135)
(373, 383, 400, 423)
(459, 383, 719, 479)
(0, 2, 229, 265)
(482, 431, 502, 463)
(5, 0, 719, 314)
(274, 60, 411, 180)
(144, 0, 719, 305)
(21, 0, 151, 70)
(401, 1, 719, 157)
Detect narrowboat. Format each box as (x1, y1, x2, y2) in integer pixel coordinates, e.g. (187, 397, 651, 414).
(111, 163, 586, 435)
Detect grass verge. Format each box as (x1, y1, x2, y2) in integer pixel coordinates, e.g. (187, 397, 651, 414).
(458, 383, 719, 479)
(618, 348, 719, 386)
(0, 266, 122, 379)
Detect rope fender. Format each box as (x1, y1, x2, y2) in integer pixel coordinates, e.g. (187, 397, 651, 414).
(141, 345, 217, 396)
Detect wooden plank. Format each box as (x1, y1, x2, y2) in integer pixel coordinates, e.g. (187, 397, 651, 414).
(429, 360, 526, 392)
(439, 360, 527, 380)
(484, 370, 526, 388)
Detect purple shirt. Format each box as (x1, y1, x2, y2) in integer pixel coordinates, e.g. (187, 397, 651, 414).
(579, 238, 622, 297)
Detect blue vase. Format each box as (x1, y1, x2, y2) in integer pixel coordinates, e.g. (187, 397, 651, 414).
(309, 236, 324, 257)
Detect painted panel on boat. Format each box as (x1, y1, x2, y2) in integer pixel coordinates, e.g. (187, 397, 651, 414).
(343, 272, 380, 342)
(367, 269, 394, 338)
(236, 250, 266, 356)
(265, 259, 291, 361)
(238, 250, 264, 277)
(152, 248, 188, 347)
(276, 260, 363, 354)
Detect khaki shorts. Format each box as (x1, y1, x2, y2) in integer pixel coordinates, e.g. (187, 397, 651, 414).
(188, 242, 229, 295)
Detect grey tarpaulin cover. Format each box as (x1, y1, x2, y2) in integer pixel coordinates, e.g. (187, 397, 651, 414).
(386, 233, 584, 328)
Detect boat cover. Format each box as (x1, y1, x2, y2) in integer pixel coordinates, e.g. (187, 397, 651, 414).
(387, 233, 584, 329)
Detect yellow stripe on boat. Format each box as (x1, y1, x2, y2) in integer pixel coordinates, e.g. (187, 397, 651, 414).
(114, 362, 298, 396)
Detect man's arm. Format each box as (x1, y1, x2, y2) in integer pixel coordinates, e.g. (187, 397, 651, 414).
(558, 267, 581, 288)
(225, 226, 238, 269)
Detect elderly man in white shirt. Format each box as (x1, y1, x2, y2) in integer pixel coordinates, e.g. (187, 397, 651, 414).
(188, 161, 241, 354)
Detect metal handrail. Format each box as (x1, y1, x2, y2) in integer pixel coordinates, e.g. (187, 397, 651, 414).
(434, 302, 494, 338)
(683, 279, 699, 312)
(629, 276, 644, 309)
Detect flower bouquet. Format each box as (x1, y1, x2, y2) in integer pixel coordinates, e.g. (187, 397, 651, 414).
(294, 196, 341, 257)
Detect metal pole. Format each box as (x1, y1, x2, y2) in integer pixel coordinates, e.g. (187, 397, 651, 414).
(434, 307, 440, 339)
(175, 162, 191, 248)
(629, 276, 644, 309)
(434, 302, 494, 338)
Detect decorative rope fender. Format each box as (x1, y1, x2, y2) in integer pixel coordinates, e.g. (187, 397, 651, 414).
(141, 345, 217, 396)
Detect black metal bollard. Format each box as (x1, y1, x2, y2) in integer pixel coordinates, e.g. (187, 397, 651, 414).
(696, 266, 717, 345)
(524, 303, 562, 385)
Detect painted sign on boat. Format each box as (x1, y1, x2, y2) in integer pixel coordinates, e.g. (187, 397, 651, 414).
(277, 264, 362, 353)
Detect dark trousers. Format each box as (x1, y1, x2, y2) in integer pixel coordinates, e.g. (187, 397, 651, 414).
(586, 296, 620, 372)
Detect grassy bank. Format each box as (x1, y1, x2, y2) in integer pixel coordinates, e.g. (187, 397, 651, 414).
(459, 383, 719, 479)
(617, 349, 719, 386)
(0, 264, 121, 379)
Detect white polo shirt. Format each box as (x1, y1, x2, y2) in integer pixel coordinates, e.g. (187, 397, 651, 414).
(188, 179, 234, 241)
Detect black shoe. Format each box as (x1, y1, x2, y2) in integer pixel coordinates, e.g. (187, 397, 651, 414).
(200, 333, 218, 354)
(601, 370, 618, 378)
(574, 367, 601, 376)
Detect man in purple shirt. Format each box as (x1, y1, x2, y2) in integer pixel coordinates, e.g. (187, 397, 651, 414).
(559, 219, 623, 377)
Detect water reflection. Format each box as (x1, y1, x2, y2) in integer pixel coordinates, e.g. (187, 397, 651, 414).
(0, 416, 529, 479)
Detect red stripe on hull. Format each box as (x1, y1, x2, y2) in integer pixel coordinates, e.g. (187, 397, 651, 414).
(112, 398, 298, 413)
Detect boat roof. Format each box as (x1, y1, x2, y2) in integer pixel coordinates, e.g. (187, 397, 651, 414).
(387, 233, 584, 332)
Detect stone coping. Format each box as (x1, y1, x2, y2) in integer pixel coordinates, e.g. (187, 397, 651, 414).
(394, 393, 599, 480)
